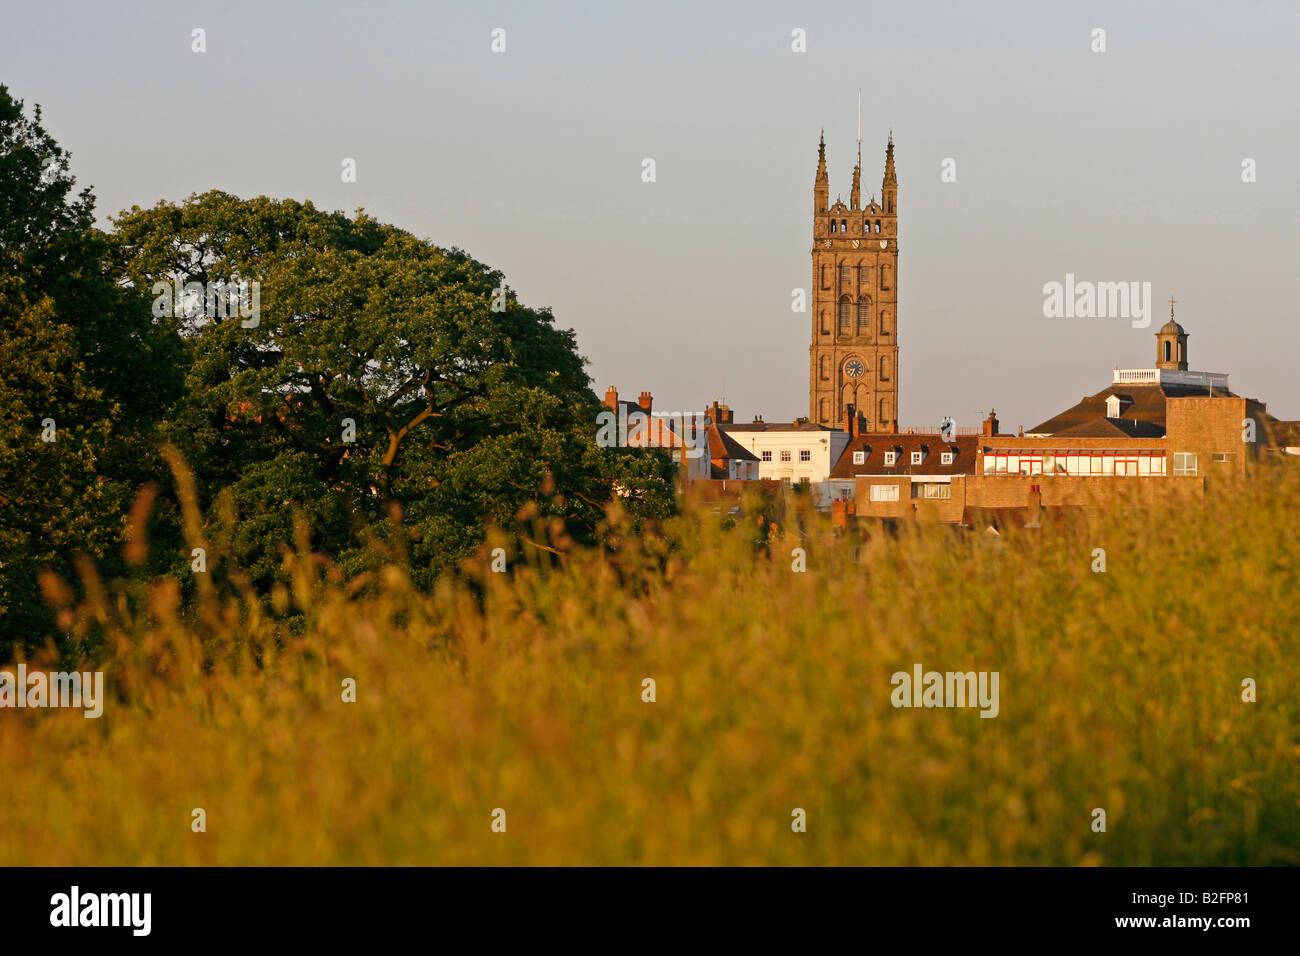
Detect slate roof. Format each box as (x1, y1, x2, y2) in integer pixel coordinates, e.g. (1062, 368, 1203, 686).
(1051, 418, 1167, 439)
(1029, 381, 1239, 436)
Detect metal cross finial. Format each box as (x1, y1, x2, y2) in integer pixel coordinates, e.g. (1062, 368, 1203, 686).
(1169, 295, 1176, 318)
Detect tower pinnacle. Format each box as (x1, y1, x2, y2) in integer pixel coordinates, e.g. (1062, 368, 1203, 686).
(850, 150, 862, 210)
(814, 129, 829, 213)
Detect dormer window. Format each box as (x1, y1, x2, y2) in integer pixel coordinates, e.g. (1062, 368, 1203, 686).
(911, 450, 923, 465)
(852, 450, 865, 465)
(1106, 394, 1131, 418)
(884, 451, 898, 466)
(941, 451, 954, 466)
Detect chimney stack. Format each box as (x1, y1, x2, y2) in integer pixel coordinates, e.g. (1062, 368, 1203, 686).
(604, 386, 618, 412)
(638, 391, 653, 414)
(982, 409, 999, 437)
(706, 400, 734, 425)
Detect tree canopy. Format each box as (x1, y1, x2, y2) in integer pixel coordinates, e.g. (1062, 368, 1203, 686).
(0, 85, 180, 648)
(1, 86, 675, 656)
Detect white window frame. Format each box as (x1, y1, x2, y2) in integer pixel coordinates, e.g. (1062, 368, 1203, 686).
(799, 449, 811, 462)
(1173, 452, 1197, 476)
(884, 451, 898, 466)
(910, 451, 923, 465)
(852, 450, 865, 465)
(941, 451, 954, 465)
(869, 484, 899, 502)
(910, 482, 952, 500)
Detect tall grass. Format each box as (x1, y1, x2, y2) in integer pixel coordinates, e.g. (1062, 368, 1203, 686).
(2, 466, 1298, 865)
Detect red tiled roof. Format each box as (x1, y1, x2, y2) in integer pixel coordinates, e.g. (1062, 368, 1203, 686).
(830, 434, 979, 478)
(707, 425, 760, 462)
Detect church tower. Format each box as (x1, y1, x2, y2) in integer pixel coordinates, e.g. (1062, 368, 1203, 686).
(809, 130, 899, 431)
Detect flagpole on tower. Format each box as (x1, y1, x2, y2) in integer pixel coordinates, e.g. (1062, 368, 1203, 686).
(857, 88, 862, 160)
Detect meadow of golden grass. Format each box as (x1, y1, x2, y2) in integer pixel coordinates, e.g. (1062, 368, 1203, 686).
(2, 467, 1298, 866)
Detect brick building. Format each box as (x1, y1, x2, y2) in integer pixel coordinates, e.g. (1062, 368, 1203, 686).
(829, 316, 1296, 527)
(600, 386, 712, 482)
(829, 412, 990, 523)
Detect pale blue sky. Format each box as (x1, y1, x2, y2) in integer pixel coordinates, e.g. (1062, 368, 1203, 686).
(4, 0, 1297, 430)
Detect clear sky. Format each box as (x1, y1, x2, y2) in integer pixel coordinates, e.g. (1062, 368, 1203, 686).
(3, 0, 1297, 431)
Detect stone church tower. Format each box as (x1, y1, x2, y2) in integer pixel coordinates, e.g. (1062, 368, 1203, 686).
(808, 130, 899, 431)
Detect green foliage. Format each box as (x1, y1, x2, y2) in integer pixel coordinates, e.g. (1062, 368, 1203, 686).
(0, 86, 179, 650)
(109, 191, 675, 597)
(2, 86, 672, 651)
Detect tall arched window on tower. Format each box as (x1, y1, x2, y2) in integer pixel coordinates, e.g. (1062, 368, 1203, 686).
(838, 296, 851, 331)
(820, 310, 829, 335)
(829, 220, 837, 234)
(859, 265, 870, 289)
(819, 355, 829, 380)
(1164, 341, 1171, 362)
(879, 308, 891, 336)
(881, 264, 893, 289)
(839, 262, 850, 287)
(858, 300, 870, 333)
(1177, 342, 1183, 362)
(879, 398, 891, 428)
(879, 356, 891, 381)
(819, 399, 829, 422)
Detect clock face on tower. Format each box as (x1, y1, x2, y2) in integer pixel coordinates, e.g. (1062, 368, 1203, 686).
(844, 359, 864, 379)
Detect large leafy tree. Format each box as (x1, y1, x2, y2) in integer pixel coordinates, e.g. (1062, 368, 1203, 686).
(0, 85, 180, 652)
(111, 192, 674, 589)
